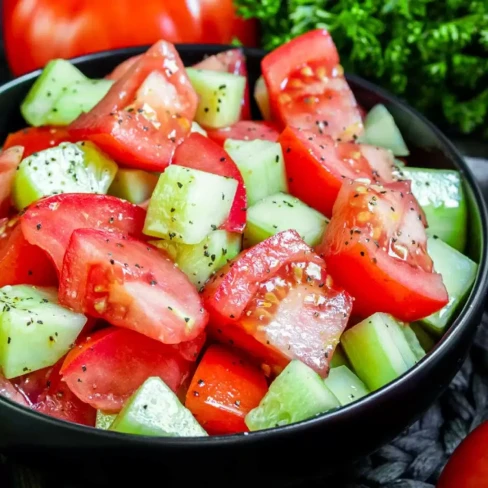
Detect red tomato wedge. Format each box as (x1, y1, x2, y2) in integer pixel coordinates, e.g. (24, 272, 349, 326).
(34, 360, 96, 426)
(206, 121, 280, 146)
(185, 345, 267, 435)
(3, 127, 73, 158)
(202, 230, 352, 376)
(194, 49, 251, 120)
(0, 372, 30, 406)
(173, 332, 207, 362)
(279, 126, 395, 217)
(60, 327, 192, 412)
(59, 229, 208, 344)
(0, 146, 23, 218)
(21, 193, 147, 273)
(262, 29, 363, 140)
(69, 40, 198, 172)
(0, 216, 57, 287)
(172, 132, 247, 233)
(317, 179, 449, 321)
(106, 55, 142, 81)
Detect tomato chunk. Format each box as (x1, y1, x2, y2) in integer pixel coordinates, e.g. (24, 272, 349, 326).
(59, 229, 208, 344)
(0, 216, 57, 287)
(172, 132, 247, 232)
(34, 360, 96, 426)
(12, 366, 53, 404)
(317, 179, 449, 321)
(202, 230, 352, 376)
(105, 55, 142, 82)
(173, 332, 207, 362)
(69, 40, 198, 172)
(194, 49, 251, 120)
(279, 126, 395, 217)
(185, 345, 267, 435)
(206, 121, 280, 146)
(21, 193, 147, 272)
(60, 327, 192, 412)
(0, 372, 30, 406)
(3, 127, 73, 158)
(262, 29, 363, 140)
(0, 146, 23, 218)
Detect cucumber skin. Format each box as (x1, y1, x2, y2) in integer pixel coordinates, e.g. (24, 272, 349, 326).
(330, 344, 351, 369)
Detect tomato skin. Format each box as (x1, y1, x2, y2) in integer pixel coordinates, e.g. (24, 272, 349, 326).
(21, 193, 147, 273)
(262, 29, 363, 140)
(34, 360, 96, 426)
(206, 121, 280, 147)
(317, 180, 448, 322)
(69, 40, 197, 172)
(0, 216, 57, 288)
(106, 55, 141, 82)
(185, 345, 267, 435)
(59, 229, 208, 345)
(279, 126, 395, 217)
(60, 327, 192, 412)
(0, 146, 23, 218)
(3, 0, 257, 76)
(202, 230, 324, 324)
(437, 421, 488, 488)
(3, 127, 73, 159)
(172, 133, 247, 233)
(0, 372, 30, 406)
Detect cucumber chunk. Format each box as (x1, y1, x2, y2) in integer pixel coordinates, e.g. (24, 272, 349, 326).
(186, 68, 246, 129)
(245, 360, 340, 431)
(244, 192, 328, 248)
(151, 230, 241, 290)
(421, 236, 478, 335)
(399, 167, 467, 251)
(0, 286, 87, 379)
(21, 59, 87, 127)
(96, 410, 117, 430)
(143, 165, 238, 244)
(109, 169, 159, 204)
(359, 104, 409, 156)
(342, 313, 425, 391)
(324, 366, 370, 406)
(254, 75, 271, 121)
(45, 79, 113, 126)
(330, 344, 351, 369)
(12, 141, 118, 210)
(224, 139, 288, 206)
(410, 323, 436, 353)
(191, 122, 208, 137)
(110, 377, 207, 437)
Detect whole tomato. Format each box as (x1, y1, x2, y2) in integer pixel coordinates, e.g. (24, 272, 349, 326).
(437, 421, 488, 487)
(3, 0, 258, 76)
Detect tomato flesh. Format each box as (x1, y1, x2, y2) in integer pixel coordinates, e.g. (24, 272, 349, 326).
(0, 146, 23, 218)
(106, 55, 141, 81)
(3, 127, 73, 158)
(279, 126, 395, 217)
(185, 344, 268, 435)
(61, 327, 192, 412)
(69, 40, 197, 172)
(0, 372, 30, 406)
(206, 121, 280, 146)
(59, 229, 208, 344)
(171, 132, 247, 233)
(262, 29, 363, 140)
(21, 193, 147, 273)
(317, 179, 449, 321)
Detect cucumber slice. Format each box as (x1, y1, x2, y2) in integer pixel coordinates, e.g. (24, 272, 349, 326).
(399, 167, 467, 252)
(12, 142, 118, 210)
(191, 122, 208, 137)
(21, 59, 87, 127)
(323, 366, 370, 406)
(109, 169, 159, 204)
(151, 230, 242, 290)
(186, 68, 246, 129)
(224, 139, 288, 206)
(110, 377, 207, 437)
(245, 360, 339, 431)
(329, 344, 351, 369)
(244, 192, 328, 248)
(44, 79, 113, 126)
(360, 104, 409, 156)
(143, 165, 238, 244)
(254, 75, 271, 121)
(410, 322, 436, 353)
(341, 313, 424, 391)
(0, 285, 87, 379)
(96, 410, 117, 430)
(421, 236, 478, 335)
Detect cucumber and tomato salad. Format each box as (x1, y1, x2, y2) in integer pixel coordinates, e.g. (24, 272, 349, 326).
(0, 30, 477, 437)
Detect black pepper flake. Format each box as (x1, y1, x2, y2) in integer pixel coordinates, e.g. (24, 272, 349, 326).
(7, 337, 11, 344)
(150, 280, 157, 286)
(168, 306, 173, 311)
(36, 223, 42, 231)
(49, 336, 54, 342)
(360, 251, 365, 256)
(198, 379, 205, 387)
(177, 182, 183, 189)
(235, 400, 241, 407)
(193, 391, 200, 397)
(230, 314, 235, 319)
(220, 157, 226, 162)
(286, 147, 291, 153)
(110, 259, 115, 265)
(184, 317, 190, 323)
(82, 365, 87, 372)
(275, 155, 279, 163)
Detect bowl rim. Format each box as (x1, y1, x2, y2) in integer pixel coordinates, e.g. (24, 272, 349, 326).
(1, 43, 487, 448)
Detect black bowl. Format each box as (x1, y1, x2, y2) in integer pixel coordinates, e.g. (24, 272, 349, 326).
(0, 45, 487, 487)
